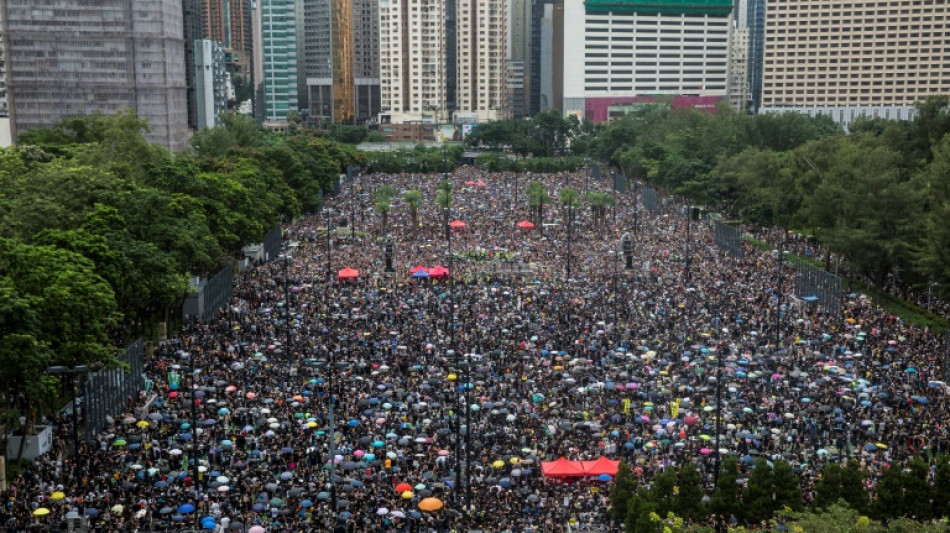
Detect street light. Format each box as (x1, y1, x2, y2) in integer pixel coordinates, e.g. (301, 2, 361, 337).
(325, 208, 335, 282)
(311, 358, 350, 522)
(684, 200, 692, 284)
(174, 355, 201, 529)
(281, 242, 297, 358)
(773, 248, 788, 350)
(46, 365, 89, 463)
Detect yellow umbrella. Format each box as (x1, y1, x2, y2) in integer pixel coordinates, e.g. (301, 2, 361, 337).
(136, 420, 150, 429)
(50, 492, 65, 501)
(492, 460, 505, 469)
(418, 497, 444, 512)
(401, 490, 414, 499)
(33, 508, 50, 516)
(509, 457, 521, 465)
(447, 374, 457, 381)
(306, 421, 318, 428)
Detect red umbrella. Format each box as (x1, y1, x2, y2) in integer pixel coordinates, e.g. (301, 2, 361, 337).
(394, 482, 412, 493)
(338, 267, 359, 280)
(449, 220, 466, 229)
(517, 220, 535, 229)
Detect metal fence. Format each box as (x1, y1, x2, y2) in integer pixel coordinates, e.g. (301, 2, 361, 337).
(793, 258, 842, 313)
(83, 339, 146, 441)
(591, 164, 601, 181)
(714, 220, 745, 258)
(181, 263, 235, 322)
(262, 224, 282, 262)
(613, 172, 627, 193)
(643, 187, 659, 211)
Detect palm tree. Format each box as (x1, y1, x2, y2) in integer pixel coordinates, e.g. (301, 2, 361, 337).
(404, 189, 422, 230)
(559, 187, 581, 279)
(587, 191, 607, 226)
(435, 179, 453, 242)
(375, 185, 396, 234)
(526, 181, 550, 234)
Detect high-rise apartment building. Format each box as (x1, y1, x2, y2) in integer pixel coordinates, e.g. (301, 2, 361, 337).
(457, 0, 508, 122)
(507, 61, 526, 119)
(260, 0, 298, 124)
(202, 0, 228, 43)
(560, 0, 731, 123)
(378, 0, 448, 124)
(300, 0, 380, 125)
(228, 0, 254, 83)
(509, 0, 531, 118)
(729, 27, 749, 111)
(760, 0, 950, 126)
(0, 0, 189, 150)
(195, 39, 229, 128)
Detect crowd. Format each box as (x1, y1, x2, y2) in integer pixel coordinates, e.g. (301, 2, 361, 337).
(1, 167, 948, 533)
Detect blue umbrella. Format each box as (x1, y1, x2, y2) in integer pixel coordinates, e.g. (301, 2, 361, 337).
(172, 514, 185, 522)
(252, 503, 265, 512)
(85, 508, 99, 517)
(300, 499, 314, 508)
(347, 420, 360, 427)
(864, 444, 877, 451)
(178, 433, 193, 441)
(339, 511, 353, 520)
(155, 481, 169, 488)
(597, 474, 612, 482)
(177, 504, 196, 514)
(412, 270, 429, 278)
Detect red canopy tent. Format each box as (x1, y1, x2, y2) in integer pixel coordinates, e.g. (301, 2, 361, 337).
(410, 265, 429, 274)
(517, 220, 535, 229)
(449, 220, 466, 229)
(464, 180, 477, 186)
(428, 265, 450, 278)
(475, 179, 487, 187)
(541, 457, 586, 478)
(338, 267, 359, 280)
(580, 457, 620, 477)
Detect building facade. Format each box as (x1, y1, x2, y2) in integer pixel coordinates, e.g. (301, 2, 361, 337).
(729, 26, 749, 111)
(301, 0, 379, 125)
(529, 0, 557, 115)
(195, 39, 229, 128)
(507, 61, 525, 119)
(560, 0, 732, 123)
(378, 0, 448, 124)
(745, 0, 765, 112)
(0, 0, 189, 150)
(260, 0, 298, 124)
(759, 0, 950, 126)
(456, 0, 508, 122)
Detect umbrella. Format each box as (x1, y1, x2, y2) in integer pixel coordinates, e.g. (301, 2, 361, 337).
(178, 504, 196, 514)
(33, 508, 50, 516)
(395, 483, 412, 493)
(418, 497, 444, 512)
(249, 527, 265, 533)
(300, 499, 314, 508)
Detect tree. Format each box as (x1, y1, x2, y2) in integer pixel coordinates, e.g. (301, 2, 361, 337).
(902, 460, 934, 521)
(374, 185, 396, 234)
(742, 458, 775, 525)
(871, 464, 904, 520)
(710, 457, 740, 522)
(526, 181, 550, 234)
(610, 461, 639, 522)
(625, 489, 661, 533)
(771, 460, 803, 512)
(651, 469, 677, 517)
(404, 190, 422, 231)
(676, 463, 705, 522)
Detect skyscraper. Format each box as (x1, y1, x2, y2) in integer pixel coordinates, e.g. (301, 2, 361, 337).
(202, 0, 228, 43)
(529, 0, 557, 115)
(759, 0, 950, 127)
(729, 26, 750, 111)
(260, 0, 298, 124)
(378, 0, 448, 124)
(456, 0, 508, 122)
(300, 0, 379, 124)
(745, 0, 765, 112)
(509, 0, 531, 118)
(0, 0, 189, 150)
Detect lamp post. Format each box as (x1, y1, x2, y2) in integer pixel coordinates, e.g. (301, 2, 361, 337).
(773, 248, 787, 350)
(46, 365, 89, 470)
(684, 201, 692, 284)
(281, 245, 294, 358)
(325, 209, 334, 282)
(608, 250, 619, 347)
(566, 204, 573, 280)
(712, 336, 724, 533)
(314, 358, 349, 523)
(174, 355, 201, 529)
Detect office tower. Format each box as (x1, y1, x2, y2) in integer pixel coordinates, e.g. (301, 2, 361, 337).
(0, 0, 189, 150)
(252, 0, 266, 121)
(538, 2, 555, 111)
(195, 40, 229, 128)
(729, 26, 749, 111)
(746, 0, 764, 112)
(379, 0, 449, 124)
(507, 62, 526, 119)
(457, 0, 508, 122)
(446, 1, 457, 115)
(760, 0, 950, 127)
(509, 0, 531, 118)
(183, 0, 204, 129)
(301, 0, 379, 124)
(529, 0, 557, 115)
(260, 0, 298, 125)
(560, 0, 731, 123)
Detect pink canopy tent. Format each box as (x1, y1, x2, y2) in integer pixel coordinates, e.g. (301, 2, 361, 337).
(428, 265, 450, 278)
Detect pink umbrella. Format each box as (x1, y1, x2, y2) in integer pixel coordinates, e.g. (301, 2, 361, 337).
(246, 392, 257, 399)
(684, 415, 699, 426)
(225, 385, 237, 392)
(700, 448, 711, 455)
(354, 450, 365, 457)
(640, 415, 650, 423)
(249, 526, 266, 533)
(438, 449, 450, 456)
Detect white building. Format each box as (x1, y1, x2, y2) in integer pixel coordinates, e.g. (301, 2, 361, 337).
(560, 0, 732, 123)
(195, 39, 229, 129)
(378, 0, 448, 124)
(456, 0, 508, 122)
(729, 27, 749, 111)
